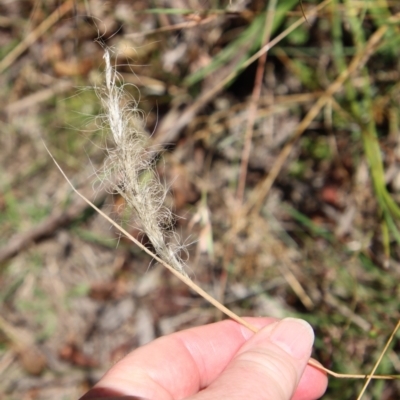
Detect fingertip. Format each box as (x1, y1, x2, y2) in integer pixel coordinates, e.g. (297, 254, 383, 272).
(258, 318, 314, 360)
(199, 318, 317, 400)
(293, 361, 328, 400)
(261, 319, 327, 399)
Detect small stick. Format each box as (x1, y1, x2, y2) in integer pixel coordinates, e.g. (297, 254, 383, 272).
(43, 142, 400, 381)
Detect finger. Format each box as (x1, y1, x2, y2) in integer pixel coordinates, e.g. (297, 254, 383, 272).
(292, 359, 328, 400)
(186, 318, 326, 400)
(80, 317, 276, 400)
(80, 318, 327, 400)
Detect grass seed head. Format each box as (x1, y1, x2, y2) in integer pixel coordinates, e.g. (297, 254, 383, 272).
(99, 49, 188, 277)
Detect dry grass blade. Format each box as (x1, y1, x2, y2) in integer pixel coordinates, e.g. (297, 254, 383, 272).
(245, 0, 333, 72)
(246, 13, 398, 215)
(356, 320, 400, 399)
(236, 0, 277, 204)
(153, 0, 332, 147)
(0, 0, 74, 74)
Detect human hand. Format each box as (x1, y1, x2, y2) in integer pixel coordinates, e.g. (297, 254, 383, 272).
(80, 317, 327, 400)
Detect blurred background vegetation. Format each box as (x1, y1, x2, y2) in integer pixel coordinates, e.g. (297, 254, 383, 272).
(0, 0, 400, 398)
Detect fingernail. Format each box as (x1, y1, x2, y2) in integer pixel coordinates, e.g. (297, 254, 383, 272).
(268, 318, 314, 359)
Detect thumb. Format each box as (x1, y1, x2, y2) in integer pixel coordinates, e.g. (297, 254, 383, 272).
(190, 318, 315, 400)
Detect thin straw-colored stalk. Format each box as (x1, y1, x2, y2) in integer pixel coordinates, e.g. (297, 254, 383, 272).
(44, 142, 400, 381)
(43, 12, 400, 380)
(356, 320, 400, 398)
(43, 141, 257, 334)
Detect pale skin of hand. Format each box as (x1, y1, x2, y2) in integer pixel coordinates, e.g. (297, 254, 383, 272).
(80, 317, 328, 400)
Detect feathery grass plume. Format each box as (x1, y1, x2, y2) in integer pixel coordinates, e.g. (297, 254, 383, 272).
(99, 49, 188, 277)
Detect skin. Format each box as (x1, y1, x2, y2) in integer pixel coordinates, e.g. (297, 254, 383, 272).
(80, 317, 328, 400)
